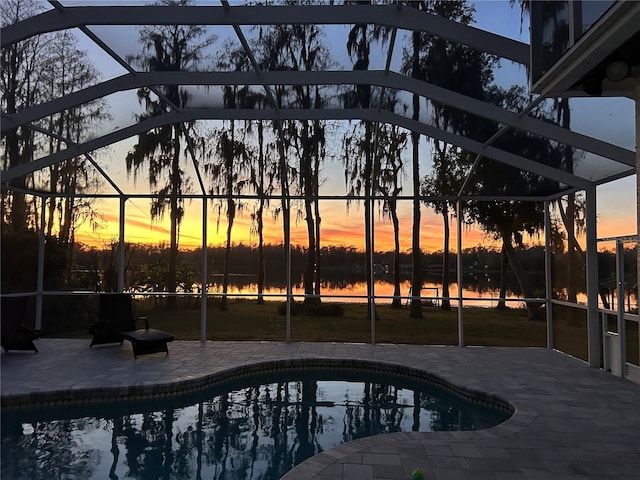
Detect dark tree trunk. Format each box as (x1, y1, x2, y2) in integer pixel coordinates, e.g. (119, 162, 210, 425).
(167, 136, 180, 310)
(313, 148, 322, 298)
(496, 244, 509, 310)
(302, 123, 318, 305)
(364, 122, 375, 319)
(257, 122, 265, 304)
(441, 204, 451, 310)
(220, 201, 234, 312)
(409, 30, 422, 319)
(409, 130, 422, 319)
(390, 198, 402, 308)
(221, 123, 236, 312)
(566, 193, 578, 303)
(502, 233, 542, 320)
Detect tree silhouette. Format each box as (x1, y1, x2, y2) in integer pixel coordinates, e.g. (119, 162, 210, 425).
(39, 30, 108, 282)
(510, 0, 584, 305)
(423, 146, 472, 310)
(469, 89, 562, 320)
(125, 0, 215, 309)
(1, 0, 45, 234)
(255, 22, 331, 305)
(375, 120, 408, 308)
(401, 0, 430, 318)
(248, 120, 277, 304)
(416, 0, 494, 311)
(343, 8, 394, 318)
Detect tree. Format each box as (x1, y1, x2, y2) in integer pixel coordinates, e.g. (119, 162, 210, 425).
(416, 0, 495, 311)
(252, 23, 310, 312)
(375, 121, 408, 308)
(125, 0, 215, 309)
(247, 119, 277, 304)
(1, 0, 46, 233)
(422, 146, 472, 310)
(402, 4, 426, 318)
(255, 22, 331, 305)
(2, 1, 108, 291)
(204, 42, 256, 311)
(510, 0, 583, 304)
(343, 7, 392, 317)
(468, 89, 562, 320)
(39, 30, 108, 278)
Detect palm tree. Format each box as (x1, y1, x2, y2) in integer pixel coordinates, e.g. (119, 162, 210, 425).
(125, 0, 215, 309)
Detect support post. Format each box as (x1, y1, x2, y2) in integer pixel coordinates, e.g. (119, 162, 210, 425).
(636, 77, 640, 322)
(544, 200, 553, 349)
(585, 186, 600, 367)
(201, 197, 208, 343)
(456, 200, 464, 347)
(370, 190, 376, 345)
(117, 196, 126, 293)
(616, 240, 626, 378)
(35, 195, 46, 331)
(285, 204, 291, 343)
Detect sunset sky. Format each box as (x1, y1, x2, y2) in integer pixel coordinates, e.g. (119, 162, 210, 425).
(74, 173, 636, 253)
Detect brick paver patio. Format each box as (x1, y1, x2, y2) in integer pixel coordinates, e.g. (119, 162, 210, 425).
(2, 339, 639, 480)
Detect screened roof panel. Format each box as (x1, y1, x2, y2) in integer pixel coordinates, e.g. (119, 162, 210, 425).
(571, 152, 634, 184)
(495, 125, 636, 184)
(567, 97, 636, 150)
(90, 139, 148, 195)
(489, 58, 530, 93)
(465, 158, 572, 198)
(87, 23, 231, 73)
(469, 1, 530, 42)
(27, 89, 151, 157)
(27, 148, 120, 197)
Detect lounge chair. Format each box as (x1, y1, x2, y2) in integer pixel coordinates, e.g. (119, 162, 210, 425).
(1, 296, 39, 353)
(90, 293, 174, 358)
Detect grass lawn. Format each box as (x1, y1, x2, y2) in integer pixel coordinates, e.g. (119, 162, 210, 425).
(53, 298, 548, 347)
(41, 297, 640, 368)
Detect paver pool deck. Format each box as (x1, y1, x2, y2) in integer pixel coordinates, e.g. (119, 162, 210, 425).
(2, 339, 639, 480)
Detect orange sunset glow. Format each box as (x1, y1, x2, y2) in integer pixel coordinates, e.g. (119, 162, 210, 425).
(74, 182, 637, 255)
(76, 196, 515, 254)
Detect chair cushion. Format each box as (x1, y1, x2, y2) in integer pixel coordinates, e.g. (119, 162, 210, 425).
(119, 328, 174, 343)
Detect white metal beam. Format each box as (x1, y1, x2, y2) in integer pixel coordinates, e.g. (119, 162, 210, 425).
(585, 186, 601, 368)
(2, 4, 529, 65)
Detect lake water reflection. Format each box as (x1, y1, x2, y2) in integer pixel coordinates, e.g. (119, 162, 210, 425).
(205, 277, 527, 307)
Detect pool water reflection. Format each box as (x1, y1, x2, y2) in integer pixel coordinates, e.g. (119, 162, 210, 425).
(1, 369, 511, 480)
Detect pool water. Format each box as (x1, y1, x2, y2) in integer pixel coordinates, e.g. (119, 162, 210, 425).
(1, 368, 511, 480)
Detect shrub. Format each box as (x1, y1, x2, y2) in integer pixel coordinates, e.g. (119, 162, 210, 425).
(277, 301, 344, 317)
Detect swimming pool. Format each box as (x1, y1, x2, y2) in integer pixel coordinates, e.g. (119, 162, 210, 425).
(1, 362, 512, 480)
